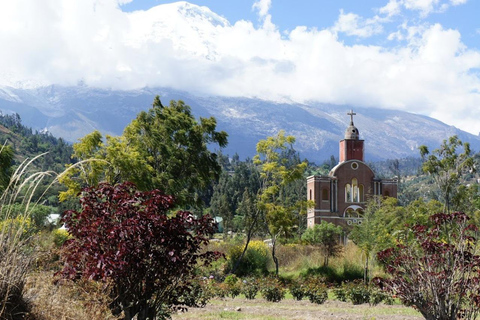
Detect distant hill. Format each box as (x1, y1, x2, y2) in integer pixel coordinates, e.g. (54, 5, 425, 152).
(0, 85, 479, 163)
(0, 112, 73, 173)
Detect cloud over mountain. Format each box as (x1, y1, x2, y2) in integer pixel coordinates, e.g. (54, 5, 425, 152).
(0, 1, 479, 135)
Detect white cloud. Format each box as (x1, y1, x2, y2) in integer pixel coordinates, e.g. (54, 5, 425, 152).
(379, 0, 402, 17)
(0, 0, 479, 134)
(252, 0, 271, 18)
(378, 0, 468, 17)
(450, 0, 467, 5)
(332, 10, 383, 38)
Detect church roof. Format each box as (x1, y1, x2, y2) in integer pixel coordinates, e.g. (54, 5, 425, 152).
(344, 110, 359, 140)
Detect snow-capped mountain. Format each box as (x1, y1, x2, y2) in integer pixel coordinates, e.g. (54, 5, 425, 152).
(125, 1, 228, 61)
(0, 85, 478, 163)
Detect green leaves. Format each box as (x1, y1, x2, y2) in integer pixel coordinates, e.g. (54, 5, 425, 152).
(419, 135, 475, 213)
(60, 96, 228, 208)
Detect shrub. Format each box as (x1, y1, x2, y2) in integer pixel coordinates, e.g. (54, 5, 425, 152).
(52, 228, 70, 247)
(241, 278, 259, 300)
(304, 277, 328, 304)
(59, 182, 221, 320)
(226, 240, 269, 277)
(289, 279, 307, 301)
(332, 286, 348, 302)
(369, 287, 389, 306)
(181, 278, 215, 308)
(224, 274, 241, 299)
(260, 277, 285, 302)
(345, 281, 370, 305)
(376, 212, 480, 320)
(212, 282, 228, 298)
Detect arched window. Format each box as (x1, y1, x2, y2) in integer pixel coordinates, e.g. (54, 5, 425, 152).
(322, 188, 329, 201)
(359, 184, 364, 202)
(345, 184, 351, 202)
(352, 178, 359, 202)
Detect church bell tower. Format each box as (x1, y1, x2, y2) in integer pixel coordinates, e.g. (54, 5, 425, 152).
(339, 110, 364, 162)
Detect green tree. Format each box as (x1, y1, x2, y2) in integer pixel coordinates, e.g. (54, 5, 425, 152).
(0, 144, 14, 191)
(419, 135, 475, 213)
(350, 196, 405, 283)
(301, 221, 342, 266)
(60, 96, 228, 208)
(254, 131, 308, 275)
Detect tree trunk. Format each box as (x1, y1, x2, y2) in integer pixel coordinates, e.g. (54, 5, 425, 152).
(364, 254, 369, 285)
(271, 236, 279, 276)
(231, 214, 258, 274)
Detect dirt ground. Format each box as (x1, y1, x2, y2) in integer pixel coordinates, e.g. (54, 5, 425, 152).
(172, 297, 424, 320)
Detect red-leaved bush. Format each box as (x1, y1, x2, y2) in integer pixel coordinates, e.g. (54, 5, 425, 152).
(59, 182, 220, 320)
(375, 212, 480, 320)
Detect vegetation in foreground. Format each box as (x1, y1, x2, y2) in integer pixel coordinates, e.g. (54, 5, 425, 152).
(1, 96, 480, 320)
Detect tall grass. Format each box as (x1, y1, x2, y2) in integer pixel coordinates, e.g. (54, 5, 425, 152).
(0, 153, 59, 319)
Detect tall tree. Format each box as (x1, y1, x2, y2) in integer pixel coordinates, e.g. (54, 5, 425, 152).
(419, 135, 475, 213)
(60, 96, 228, 208)
(254, 131, 308, 275)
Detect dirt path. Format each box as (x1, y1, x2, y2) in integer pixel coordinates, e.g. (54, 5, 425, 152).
(172, 298, 423, 320)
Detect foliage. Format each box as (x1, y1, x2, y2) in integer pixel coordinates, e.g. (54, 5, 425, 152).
(52, 228, 70, 247)
(226, 240, 269, 277)
(260, 277, 286, 302)
(59, 97, 228, 208)
(59, 182, 221, 320)
(254, 131, 310, 275)
(344, 281, 370, 305)
(304, 277, 328, 304)
(419, 135, 475, 213)
(0, 203, 53, 231)
(210, 159, 260, 234)
(376, 212, 480, 320)
(223, 274, 241, 299)
(301, 221, 343, 266)
(289, 279, 307, 301)
(241, 278, 260, 300)
(301, 262, 364, 284)
(332, 286, 348, 302)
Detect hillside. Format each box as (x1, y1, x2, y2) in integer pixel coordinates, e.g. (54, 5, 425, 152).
(0, 85, 479, 163)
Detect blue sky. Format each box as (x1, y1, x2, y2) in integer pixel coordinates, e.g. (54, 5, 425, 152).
(121, 0, 480, 49)
(0, 0, 479, 134)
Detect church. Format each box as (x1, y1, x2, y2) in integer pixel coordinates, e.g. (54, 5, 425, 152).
(306, 111, 397, 230)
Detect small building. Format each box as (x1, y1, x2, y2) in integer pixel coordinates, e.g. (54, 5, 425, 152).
(307, 111, 397, 232)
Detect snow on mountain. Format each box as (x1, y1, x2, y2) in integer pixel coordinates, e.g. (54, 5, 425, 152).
(125, 1, 229, 60)
(0, 85, 479, 163)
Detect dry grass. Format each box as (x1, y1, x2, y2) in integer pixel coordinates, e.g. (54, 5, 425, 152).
(24, 271, 119, 320)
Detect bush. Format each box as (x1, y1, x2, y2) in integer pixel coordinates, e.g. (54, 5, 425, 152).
(52, 228, 70, 247)
(226, 240, 269, 277)
(260, 277, 285, 302)
(181, 278, 215, 307)
(304, 277, 328, 304)
(332, 286, 348, 302)
(301, 262, 363, 284)
(345, 281, 370, 305)
(59, 182, 221, 320)
(224, 274, 241, 299)
(289, 279, 307, 301)
(241, 278, 259, 300)
(212, 282, 228, 298)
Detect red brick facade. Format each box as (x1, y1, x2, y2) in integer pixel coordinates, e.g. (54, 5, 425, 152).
(307, 111, 397, 231)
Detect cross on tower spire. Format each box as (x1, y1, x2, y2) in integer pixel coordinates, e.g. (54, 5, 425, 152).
(347, 110, 356, 125)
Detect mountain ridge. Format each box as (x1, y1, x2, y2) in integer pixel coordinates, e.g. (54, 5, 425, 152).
(0, 85, 478, 163)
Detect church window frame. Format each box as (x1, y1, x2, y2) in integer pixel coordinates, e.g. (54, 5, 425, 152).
(322, 188, 329, 201)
